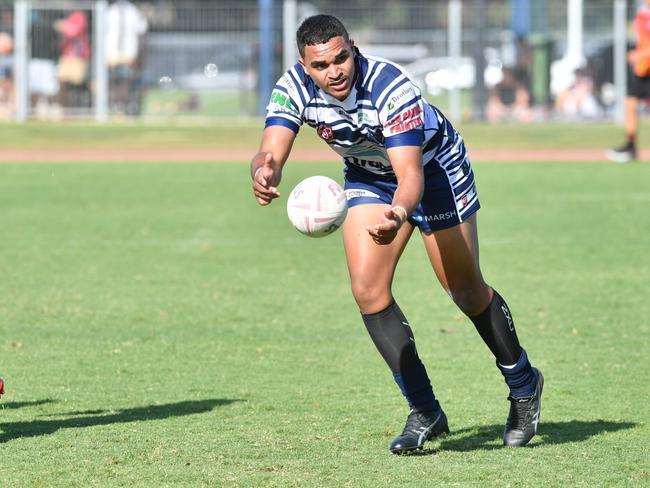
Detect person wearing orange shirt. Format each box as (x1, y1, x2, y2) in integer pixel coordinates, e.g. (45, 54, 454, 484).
(607, 0, 650, 162)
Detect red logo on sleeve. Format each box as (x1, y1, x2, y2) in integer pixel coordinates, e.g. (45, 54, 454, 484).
(386, 106, 423, 134)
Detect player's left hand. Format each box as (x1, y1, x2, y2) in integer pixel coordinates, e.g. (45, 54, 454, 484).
(366, 206, 403, 245)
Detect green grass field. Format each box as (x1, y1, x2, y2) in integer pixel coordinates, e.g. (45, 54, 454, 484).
(0, 122, 649, 486)
(3, 119, 650, 150)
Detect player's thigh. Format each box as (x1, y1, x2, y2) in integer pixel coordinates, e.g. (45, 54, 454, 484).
(342, 203, 414, 293)
(420, 213, 488, 298)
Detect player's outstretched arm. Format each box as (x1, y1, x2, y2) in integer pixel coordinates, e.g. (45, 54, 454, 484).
(251, 125, 297, 206)
(366, 145, 424, 244)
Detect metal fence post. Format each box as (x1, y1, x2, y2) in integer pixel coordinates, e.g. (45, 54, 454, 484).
(258, 0, 273, 116)
(13, 0, 29, 122)
(94, 0, 108, 122)
(283, 0, 297, 71)
(566, 0, 584, 67)
(448, 0, 462, 122)
(613, 0, 627, 125)
(473, 0, 487, 120)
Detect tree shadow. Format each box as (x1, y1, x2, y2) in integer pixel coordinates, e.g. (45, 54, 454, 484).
(0, 398, 241, 443)
(0, 399, 57, 410)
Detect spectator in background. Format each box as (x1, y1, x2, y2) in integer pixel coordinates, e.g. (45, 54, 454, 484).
(554, 68, 602, 120)
(106, 0, 148, 116)
(607, 0, 650, 163)
(485, 67, 533, 123)
(55, 10, 90, 111)
(0, 9, 14, 119)
(30, 9, 60, 119)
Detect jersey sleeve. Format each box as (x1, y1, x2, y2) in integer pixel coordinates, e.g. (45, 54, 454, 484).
(375, 71, 425, 148)
(264, 69, 305, 133)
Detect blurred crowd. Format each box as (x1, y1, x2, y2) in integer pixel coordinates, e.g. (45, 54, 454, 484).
(484, 35, 603, 124)
(0, 0, 147, 119)
(0, 1, 629, 122)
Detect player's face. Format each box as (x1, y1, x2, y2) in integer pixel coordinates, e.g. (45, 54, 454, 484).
(300, 36, 356, 101)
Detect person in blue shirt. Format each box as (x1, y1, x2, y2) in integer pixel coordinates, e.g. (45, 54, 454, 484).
(250, 14, 543, 453)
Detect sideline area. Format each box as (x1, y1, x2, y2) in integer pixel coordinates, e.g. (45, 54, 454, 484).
(0, 147, 627, 162)
(0, 120, 647, 162)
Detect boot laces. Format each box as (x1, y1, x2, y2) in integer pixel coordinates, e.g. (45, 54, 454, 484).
(507, 396, 533, 430)
(403, 409, 434, 435)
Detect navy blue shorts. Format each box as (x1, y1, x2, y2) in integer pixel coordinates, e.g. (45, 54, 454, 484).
(343, 159, 480, 233)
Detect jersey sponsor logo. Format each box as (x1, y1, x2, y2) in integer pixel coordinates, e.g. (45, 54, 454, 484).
(345, 188, 381, 200)
(357, 111, 372, 125)
(388, 117, 423, 134)
(387, 86, 413, 109)
(346, 158, 392, 172)
(317, 124, 335, 142)
(279, 73, 296, 92)
(269, 90, 298, 114)
(386, 106, 423, 134)
(423, 210, 456, 222)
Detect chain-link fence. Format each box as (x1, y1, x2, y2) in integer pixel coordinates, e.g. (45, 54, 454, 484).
(0, 0, 639, 122)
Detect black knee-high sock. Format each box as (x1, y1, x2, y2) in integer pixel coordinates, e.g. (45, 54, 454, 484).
(469, 290, 522, 365)
(470, 290, 537, 397)
(362, 300, 439, 412)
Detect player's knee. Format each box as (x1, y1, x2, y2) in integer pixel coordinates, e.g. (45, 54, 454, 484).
(447, 285, 490, 316)
(350, 279, 390, 312)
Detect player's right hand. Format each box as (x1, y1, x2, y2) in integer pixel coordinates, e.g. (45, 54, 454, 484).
(365, 206, 403, 245)
(251, 152, 281, 206)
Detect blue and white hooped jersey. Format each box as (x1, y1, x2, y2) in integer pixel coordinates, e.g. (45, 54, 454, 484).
(265, 49, 479, 228)
(265, 49, 469, 177)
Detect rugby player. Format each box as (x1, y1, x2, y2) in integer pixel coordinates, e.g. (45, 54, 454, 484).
(250, 15, 543, 453)
(608, 0, 650, 162)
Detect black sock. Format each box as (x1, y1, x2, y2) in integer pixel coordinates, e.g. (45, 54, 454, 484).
(469, 290, 521, 365)
(362, 301, 439, 412)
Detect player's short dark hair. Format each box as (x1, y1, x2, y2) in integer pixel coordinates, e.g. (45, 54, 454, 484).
(296, 15, 350, 57)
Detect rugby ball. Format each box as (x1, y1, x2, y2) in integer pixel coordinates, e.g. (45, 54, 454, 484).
(286, 176, 348, 237)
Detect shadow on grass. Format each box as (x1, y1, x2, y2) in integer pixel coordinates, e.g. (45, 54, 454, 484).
(0, 399, 57, 410)
(396, 419, 636, 456)
(0, 398, 240, 443)
(439, 420, 636, 452)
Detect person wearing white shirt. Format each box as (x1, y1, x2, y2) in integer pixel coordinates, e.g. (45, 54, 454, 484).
(106, 0, 148, 115)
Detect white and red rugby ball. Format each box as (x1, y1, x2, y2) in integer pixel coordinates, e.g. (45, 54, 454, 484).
(286, 176, 348, 237)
